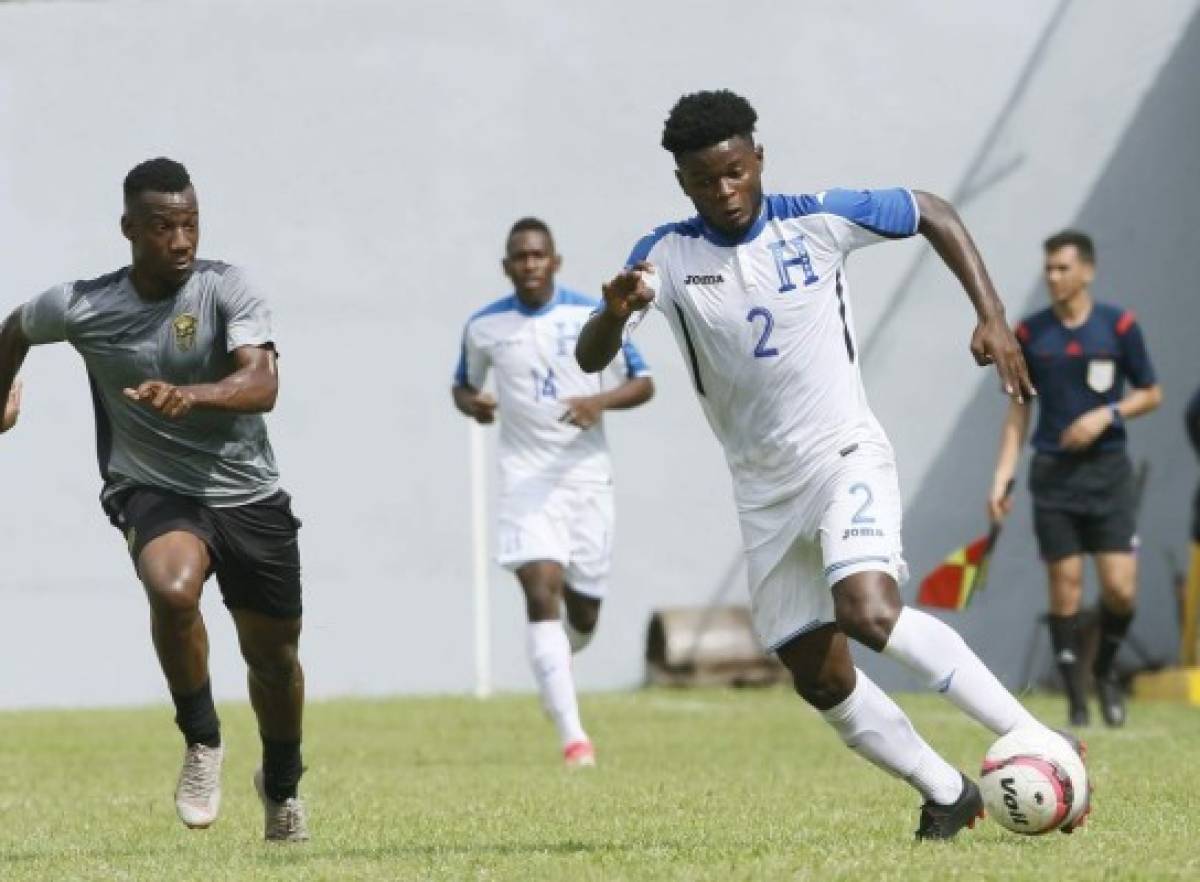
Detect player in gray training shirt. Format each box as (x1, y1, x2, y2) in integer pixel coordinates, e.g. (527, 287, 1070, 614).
(0, 158, 309, 842)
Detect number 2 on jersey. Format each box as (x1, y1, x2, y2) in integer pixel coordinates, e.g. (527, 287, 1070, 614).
(746, 307, 779, 358)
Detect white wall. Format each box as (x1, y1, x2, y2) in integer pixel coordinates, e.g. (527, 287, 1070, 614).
(0, 0, 1095, 706)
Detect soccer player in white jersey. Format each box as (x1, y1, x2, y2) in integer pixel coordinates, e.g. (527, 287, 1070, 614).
(577, 90, 1087, 838)
(453, 217, 654, 767)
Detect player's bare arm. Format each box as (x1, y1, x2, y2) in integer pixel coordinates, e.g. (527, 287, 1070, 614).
(561, 376, 654, 429)
(0, 307, 32, 434)
(915, 191, 1035, 403)
(1059, 382, 1163, 452)
(124, 344, 279, 419)
(988, 398, 1031, 522)
(451, 384, 497, 425)
(575, 265, 656, 373)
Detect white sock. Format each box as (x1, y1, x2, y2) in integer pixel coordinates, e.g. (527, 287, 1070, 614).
(562, 618, 594, 654)
(882, 607, 1042, 735)
(526, 621, 587, 746)
(821, 668, 963, 804)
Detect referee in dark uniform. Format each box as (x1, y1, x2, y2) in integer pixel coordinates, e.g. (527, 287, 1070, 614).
(988, 230, 1162, 728)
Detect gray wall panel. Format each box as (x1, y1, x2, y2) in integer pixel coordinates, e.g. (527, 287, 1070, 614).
(3, 0, 1191, 706)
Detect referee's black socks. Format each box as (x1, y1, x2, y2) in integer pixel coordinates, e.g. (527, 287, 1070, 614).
(171, 679, 222, 749)
(1047, 614, 1088, 710)
(1094, 603, 1135, 677)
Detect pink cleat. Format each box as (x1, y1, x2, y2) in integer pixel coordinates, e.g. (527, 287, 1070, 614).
(563, 740, 596, 769)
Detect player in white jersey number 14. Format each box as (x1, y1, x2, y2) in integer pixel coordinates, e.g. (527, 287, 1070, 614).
(453, 218, 653, 767)
(577, 90, 1088, 839)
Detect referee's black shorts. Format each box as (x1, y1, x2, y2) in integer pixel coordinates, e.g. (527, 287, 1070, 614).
(1029, 449, 1137, 563)
(102, 485, 304, 619)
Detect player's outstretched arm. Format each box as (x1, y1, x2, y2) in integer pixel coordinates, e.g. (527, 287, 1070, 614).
(915, 191, 1035, 403)
(451, 384, 497, 425)
(0, 308, 31, 434)
(575, 267, 655, 374)
(124, 344, 278, 419)
(988, 399, 1030, 523)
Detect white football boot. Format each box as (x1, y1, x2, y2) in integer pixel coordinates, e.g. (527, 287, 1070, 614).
(253, 769, 310, 842)
(174, 743, 224, 829)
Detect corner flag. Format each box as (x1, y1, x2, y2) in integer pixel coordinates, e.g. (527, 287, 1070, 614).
(918, 480, 1013, 611)
(917, 528, 999, 610)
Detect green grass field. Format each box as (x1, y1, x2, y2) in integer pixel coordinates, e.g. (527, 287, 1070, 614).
(0, 689, 1195, 881)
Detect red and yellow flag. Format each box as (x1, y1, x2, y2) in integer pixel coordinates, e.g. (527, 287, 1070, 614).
(917, 532, 994, 610)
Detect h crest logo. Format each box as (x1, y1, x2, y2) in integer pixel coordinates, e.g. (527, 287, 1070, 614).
(768, 235, 819, 292)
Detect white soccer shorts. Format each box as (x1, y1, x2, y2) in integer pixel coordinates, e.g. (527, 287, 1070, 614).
(497, 480, 614, 599)
(739, 450, 909, 653)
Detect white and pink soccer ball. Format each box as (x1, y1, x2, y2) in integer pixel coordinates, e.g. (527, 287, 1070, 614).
(980, 728, 1090, 835)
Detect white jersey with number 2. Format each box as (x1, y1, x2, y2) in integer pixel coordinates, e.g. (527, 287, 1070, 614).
(627, 188, 920, 512)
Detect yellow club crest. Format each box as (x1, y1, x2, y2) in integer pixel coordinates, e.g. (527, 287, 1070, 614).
(172, 313, 198, 352)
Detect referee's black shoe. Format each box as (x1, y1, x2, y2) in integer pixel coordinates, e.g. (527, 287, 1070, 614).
(1068, 700, 1091, 728)
(914, 774, 984, 841)
(1094, 669, 1127, 727)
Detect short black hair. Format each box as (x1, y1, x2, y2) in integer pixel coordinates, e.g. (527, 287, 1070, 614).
(1044, 229, 1095, 264)
(507, 216, 554, 247)
(123, 157, 192, 203)
(661, 90, 758, 157)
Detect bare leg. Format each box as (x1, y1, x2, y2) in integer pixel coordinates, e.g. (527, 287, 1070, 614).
(233, 608, 304, 800)
(517, 560, 564, 621)
(138, 531, 223, 828)
(562, 584, 601, 652)
(137, 531, 211, 694)
(232, 610, 304, 742)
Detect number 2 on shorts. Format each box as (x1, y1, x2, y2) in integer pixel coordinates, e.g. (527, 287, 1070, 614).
(849, 482, 876, 524)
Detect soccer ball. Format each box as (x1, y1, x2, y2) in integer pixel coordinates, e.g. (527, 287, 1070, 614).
(979, 728, 1089, 835)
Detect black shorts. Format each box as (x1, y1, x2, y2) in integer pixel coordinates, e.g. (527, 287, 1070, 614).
(103, 485, 304, 619)
(1029, 449, 1137, 562)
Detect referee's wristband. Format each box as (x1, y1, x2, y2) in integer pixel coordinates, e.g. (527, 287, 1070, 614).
(1108, 402, 1124, 427)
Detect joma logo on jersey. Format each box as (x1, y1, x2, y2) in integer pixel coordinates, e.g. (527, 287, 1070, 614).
(172, 313, 198, 352)
(842, 526, 885, 540)
(685, 273, 724, 285)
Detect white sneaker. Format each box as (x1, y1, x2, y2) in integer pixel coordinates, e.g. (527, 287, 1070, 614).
(175, 743, 224, 829)
(253, 769, 310, 842)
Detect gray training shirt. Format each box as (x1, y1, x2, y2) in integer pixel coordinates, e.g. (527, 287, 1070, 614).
(20, 260, 280, 506)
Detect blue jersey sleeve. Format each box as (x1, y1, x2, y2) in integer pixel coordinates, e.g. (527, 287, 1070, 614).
(621, 339, 651, 378)
(453, 329, 470, 386)
(1115, 311, 1157, 388)
(453, 321, 489, 388)
(817, 188, 920, 250)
